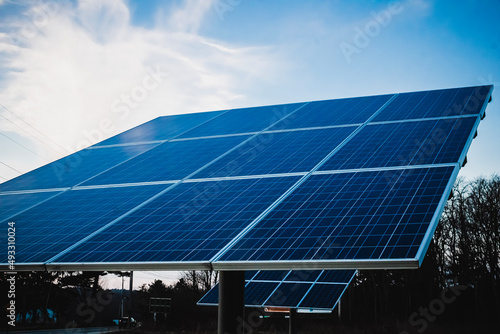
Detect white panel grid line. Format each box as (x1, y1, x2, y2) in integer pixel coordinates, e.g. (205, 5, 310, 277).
(368, 113, 479, 126)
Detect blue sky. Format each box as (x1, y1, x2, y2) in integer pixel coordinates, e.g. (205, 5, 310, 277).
(0, 0, 499, 286)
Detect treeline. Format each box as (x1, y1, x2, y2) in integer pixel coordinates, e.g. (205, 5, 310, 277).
(133, 271, 218, 330)
(0, 271, 116, 330)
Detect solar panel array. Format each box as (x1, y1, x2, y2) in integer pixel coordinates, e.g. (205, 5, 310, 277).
(198, 269, 356, 311)
(0, 85, 493, 271)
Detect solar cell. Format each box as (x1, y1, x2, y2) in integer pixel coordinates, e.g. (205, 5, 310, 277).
(253, 270, 289, 281)
(268, 94, 393, 130)
(245, 282, 282, 306)
(317, 269, 355, 283)
(176, 103, 305, 139)
(81, 135, 250, 186)
(1, 184, 167, 264)
(298, 283, 345, 309)
(218, 166, 455, 264)
(0, 144, 157, 192)
(265, 282, 313, 307)
(319, 117, 476, 171)
(194, 127, 355, 179)
(95, 111, 224, 147)
(52, 176, 300, 264)
(245, 270, 259, 280)
(284, 270, 321, 282)
(372, 86, 491, 122)
(0, 191, 62, 222)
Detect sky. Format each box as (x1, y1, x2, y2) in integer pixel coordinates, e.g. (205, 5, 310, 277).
(0, 0, 499, 289)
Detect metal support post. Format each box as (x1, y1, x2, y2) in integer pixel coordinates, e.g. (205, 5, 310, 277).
(218, 271, 245, 334)
(289, 308, 297, 334)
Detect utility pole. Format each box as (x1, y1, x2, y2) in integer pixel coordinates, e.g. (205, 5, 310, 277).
(121, 275, 124, 318)
(128, 271, 134, 329)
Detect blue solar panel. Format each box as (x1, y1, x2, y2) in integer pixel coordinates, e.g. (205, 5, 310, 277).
(95, 111, 224, 146)
(1, 185, 167, 263)
(0, 85, 492, 272)
(219, 166, 455, 263)
(0, 191, 61, 222)
(194, 127, 355, 178)
(177, 103, 305, 139)
(319, 117, 476, 171)
(0, 144, 157, 192)
(268, 94, 392, 130)
(52, 176, 300, 264)
(81, 135, 249, 186)
(372, 86, 490, 122)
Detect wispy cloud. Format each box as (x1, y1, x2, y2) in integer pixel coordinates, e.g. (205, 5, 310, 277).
(164, 0, 214, 33)
(0, 0, 277, 179)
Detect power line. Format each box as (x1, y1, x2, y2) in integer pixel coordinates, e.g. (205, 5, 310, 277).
(0, 103, 69, 155)
(0, 160, 22, 174)
(143, 271, 179, 280)
(0, 131, 51, 162)
(0, 112, 66, 156)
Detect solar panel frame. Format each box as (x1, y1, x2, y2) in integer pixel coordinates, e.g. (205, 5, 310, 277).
(371, 86, 491, 122)
(175, 102, 307, 139)
(93, 110, 226, 147)
(0, 85, 493, 272)
(193, 126, 357, 179)
(212, 165, 458, 270)
(0, 143, 160, 192)
(266, 94, 393, 130)
(80, 135, 252, 186)
(1, 184, 170, 268)
(45, 175, 302, 270)
(0, 190, 64, 222)
(318, 117, 478, 171)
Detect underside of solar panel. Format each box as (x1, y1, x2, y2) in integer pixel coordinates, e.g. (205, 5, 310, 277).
(197, 269, 356, 311)
(0, 85, 493, 271)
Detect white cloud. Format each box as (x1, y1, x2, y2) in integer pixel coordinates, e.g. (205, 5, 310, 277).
(0, 0, 278, 177)
(164, 0, 214, 33)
